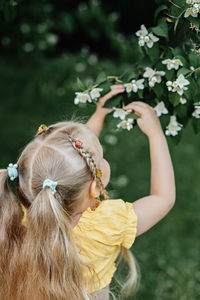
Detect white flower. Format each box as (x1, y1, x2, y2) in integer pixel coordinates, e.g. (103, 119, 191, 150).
(184, 7, 198, 17)
(132, 81, 138, 92)
(155, 71, 165, 83)
(74, 92, 82, 104)
(165, 116, 183, 136)
(154, 101, 168, 117)
(124, 79, 144, 93)
(144, 68, 165, 87)
(133, 79, 145, 90)
(167, 74, 190, 96)
(136, 24, 148, 37)
(124, 83, 134, 93)
(171, 84, 188, 96)
(166, 81, 173, 91)
(186, 0, 194, 4)
(90, 88, 103, 99)
(162, 58, 183, 70)
(162, 59, 174, 70)
(192, 105, 200, 118)
(146, 33, 159, 48)
(117, 118, 134, 131)
(136, 25, 159, 48)
(177, 86, 188, 96)
(149, 76, 157, 87)
(172, 59, 183, 70)
(176, 74, 190, 88)
(144, 36, 150, 42)
(82, 93, 92, 103)
(143, 67, 155, 78)
(138, 38, 145, 46)
(180, 97, 187, 104)
(192, 4, 199, 14)
(74, 92, 92, 104)
(169, 116, 177, 124)
(113, 108, 132, 120)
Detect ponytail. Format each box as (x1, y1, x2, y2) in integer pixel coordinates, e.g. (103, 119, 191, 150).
(0, 169, 24, 299)
(114, 247, 140, 299)
(17, 187, 91, 300)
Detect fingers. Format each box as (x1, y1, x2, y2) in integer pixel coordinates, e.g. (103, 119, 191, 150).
(124, 101, 150, 109)
(99, 86, 125, 104)
(124, 101, 154, 117)
(110, 85, 125, 90)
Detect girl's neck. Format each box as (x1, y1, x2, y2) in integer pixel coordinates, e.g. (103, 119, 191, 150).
(70, 212, 83, 228)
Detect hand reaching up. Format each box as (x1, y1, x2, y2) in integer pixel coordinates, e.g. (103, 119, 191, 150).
(124, 101, 163, 138)
(96, 85, 125, 116)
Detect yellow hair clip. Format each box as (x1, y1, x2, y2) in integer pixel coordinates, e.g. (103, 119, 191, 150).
(96, 169, 102, 179)
(38, 124, 47, 134)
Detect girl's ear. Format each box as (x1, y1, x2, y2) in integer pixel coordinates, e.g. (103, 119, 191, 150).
(89, 179, 100, 198)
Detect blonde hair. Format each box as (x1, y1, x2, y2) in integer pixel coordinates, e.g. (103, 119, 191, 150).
(0, 118, 139, 300)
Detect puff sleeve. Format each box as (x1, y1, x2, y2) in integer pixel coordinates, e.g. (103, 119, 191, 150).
(76, 199, 138, 250)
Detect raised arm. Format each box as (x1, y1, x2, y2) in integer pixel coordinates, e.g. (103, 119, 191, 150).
(86, 85, 125, 137)
(124, 101, 175, 236)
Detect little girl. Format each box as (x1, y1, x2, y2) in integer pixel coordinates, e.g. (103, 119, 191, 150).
(0, 85, 175, 300)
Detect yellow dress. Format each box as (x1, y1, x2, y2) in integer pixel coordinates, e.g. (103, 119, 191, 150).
(72, 199, 138, 294)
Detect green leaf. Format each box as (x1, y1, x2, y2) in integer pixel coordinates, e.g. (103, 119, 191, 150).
(165, 69, 175, 81)
(189, 52, 200, 67)
(76, 77, 86, 91)
(175, 103, 188, 120)
(128, 113, 139, 121)
(123, 71, 137, 82)
(153, 83, 164, 98)
(177, 67, 190, 76)
(187, 16, 200, 28)
(138, 90, 143, 99)
(154, 5, 168, 20)
(152, 18, 169, 39)
(147, 43, 160, 63)
(187, 78, 198, 98)
(168, 92, 180, 106)
(98, 81, 111, 95)
(173, 0, 186, 7)
(192, 118, 200, 134)
(103, 94, 122, 108)
(95, 72, 107, 85)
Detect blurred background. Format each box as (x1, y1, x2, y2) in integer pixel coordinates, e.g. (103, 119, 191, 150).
(1, 0, 200, 299)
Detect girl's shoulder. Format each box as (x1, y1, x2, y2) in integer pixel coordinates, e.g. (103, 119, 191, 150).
(74, 199, 138, 249)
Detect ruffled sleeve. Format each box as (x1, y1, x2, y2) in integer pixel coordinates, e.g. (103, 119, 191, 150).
(76, 199, 138, 250)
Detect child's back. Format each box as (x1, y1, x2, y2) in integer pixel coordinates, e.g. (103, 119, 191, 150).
(0, 91, 175, 300)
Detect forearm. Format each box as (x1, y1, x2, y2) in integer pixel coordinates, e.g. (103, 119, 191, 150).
(86, 110, 106, 137)
(149, 131, 175, 203)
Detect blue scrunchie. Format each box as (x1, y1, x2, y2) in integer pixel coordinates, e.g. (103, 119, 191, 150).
(42, 179, 58, 195)
(7, 163, 18, 181)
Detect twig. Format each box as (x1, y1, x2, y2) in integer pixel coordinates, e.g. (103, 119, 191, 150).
(186, 66, 200, 78)
(168, 0, 181, 9)
(118, 62, 139, 79)
(107, 76, 119, 79)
